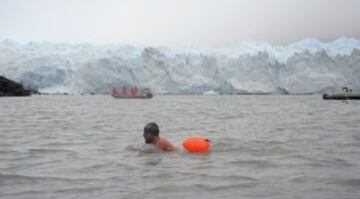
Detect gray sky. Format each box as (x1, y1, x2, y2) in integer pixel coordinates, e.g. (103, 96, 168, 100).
(0, 0, 359, 47)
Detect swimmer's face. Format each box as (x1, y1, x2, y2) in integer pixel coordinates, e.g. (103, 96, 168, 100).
(143, 122, 160, 144)
(143, 133, 157, 144)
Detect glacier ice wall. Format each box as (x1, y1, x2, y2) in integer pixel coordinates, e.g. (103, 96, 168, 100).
(0, 38, 359, 94)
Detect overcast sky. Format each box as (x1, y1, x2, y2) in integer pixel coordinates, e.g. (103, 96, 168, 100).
(0, 0, 359, 47)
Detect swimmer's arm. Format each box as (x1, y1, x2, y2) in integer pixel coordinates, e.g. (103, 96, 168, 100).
(158, 139, 177, 152)
(164, 142, 177, 152)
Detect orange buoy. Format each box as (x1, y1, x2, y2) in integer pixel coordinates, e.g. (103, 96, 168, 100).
(183, 136, 211, 152)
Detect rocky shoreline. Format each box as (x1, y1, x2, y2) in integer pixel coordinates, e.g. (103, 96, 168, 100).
(0, 76, 32, 96)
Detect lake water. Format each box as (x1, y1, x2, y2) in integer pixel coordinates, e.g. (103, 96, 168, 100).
(1, 95, 360, 199)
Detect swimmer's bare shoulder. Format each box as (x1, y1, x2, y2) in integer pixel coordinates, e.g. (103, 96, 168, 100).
(156, 138, 177, 152)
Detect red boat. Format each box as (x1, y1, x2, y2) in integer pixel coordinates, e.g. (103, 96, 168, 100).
(111, 86, 153, 99)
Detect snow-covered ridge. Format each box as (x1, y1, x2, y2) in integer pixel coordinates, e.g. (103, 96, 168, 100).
(0, 38, 359, 94)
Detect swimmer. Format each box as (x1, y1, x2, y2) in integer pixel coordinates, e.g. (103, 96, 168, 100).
(143, 122, 177, 152)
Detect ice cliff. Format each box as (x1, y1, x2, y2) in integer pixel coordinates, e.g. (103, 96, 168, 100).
(0, 37, 359, 94)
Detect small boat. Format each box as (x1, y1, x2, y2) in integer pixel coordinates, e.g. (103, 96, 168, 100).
(323, 87, 360, 100)
(111, 86, 153, 99)
(323, 93, 360, 100)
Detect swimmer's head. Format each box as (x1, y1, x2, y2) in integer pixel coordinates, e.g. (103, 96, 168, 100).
(143, 122, 160, 144)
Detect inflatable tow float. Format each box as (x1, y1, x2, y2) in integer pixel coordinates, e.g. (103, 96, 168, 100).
(182, 136, 211, 153)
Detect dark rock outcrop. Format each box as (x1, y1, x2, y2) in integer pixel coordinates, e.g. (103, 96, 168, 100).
(0, 76, 31, 96)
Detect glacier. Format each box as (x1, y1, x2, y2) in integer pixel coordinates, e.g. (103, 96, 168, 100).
(0, 37, 359, 94)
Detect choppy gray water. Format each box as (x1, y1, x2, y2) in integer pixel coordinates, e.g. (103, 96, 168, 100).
(1, 95, 360, 199)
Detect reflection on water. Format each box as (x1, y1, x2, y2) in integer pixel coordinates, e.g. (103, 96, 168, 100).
(0, 95, 360, 199)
